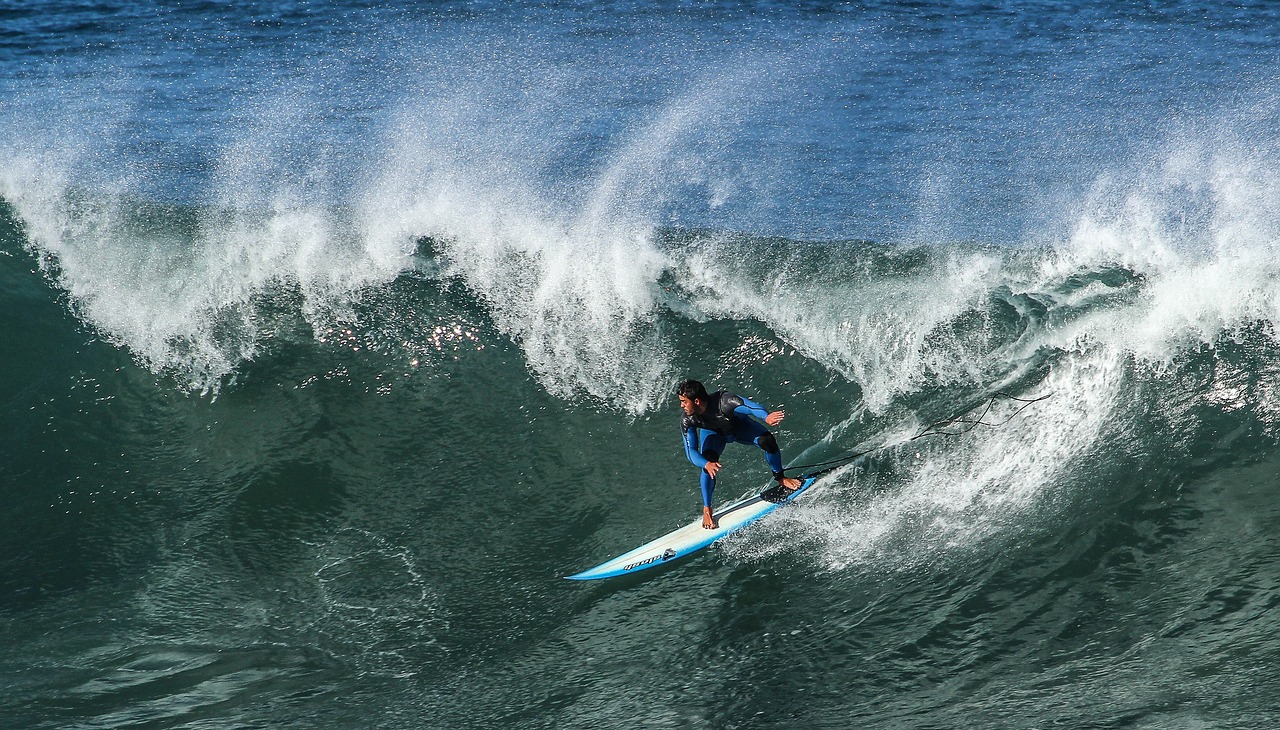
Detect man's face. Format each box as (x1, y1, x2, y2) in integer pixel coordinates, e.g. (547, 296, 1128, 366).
(678, 395, 702, 416)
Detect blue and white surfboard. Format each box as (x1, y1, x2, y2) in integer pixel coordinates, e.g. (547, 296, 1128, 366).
(565, 475, 818, 581)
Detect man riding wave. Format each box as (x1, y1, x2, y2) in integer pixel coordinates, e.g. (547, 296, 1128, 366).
(677, 379, 802, 529)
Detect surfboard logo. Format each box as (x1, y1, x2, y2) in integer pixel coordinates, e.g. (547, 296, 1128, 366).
(623, 555, 660, 571)
(623, 548, 679, 572)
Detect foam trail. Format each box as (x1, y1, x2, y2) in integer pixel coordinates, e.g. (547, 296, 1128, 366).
(722, 118, 1280, 571)
(728, 348, 1127, 570)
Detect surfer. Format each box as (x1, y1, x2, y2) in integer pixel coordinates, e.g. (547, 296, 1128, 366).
(678, 379, 802, 529)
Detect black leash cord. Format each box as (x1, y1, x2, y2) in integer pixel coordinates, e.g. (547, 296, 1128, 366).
(786, 392, 1053, 479)
(908, 392, 1053, 441)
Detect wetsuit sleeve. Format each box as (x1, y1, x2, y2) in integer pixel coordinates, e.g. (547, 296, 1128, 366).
(732, 394, 771, 420)
(682, 424, 709, 469)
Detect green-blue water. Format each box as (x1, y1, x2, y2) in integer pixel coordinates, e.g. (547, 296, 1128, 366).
(5, 2, 1280, 728)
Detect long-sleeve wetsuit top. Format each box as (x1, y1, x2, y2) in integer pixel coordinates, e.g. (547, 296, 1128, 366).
(681, 391, 771, 469)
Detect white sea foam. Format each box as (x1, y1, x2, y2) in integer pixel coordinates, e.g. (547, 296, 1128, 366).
(0, 42, 773, 410)
(351, 79, 719, 413)
(7, 42, 1280, 431)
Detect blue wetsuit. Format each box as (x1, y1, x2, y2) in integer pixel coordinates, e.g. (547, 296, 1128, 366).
(681, 391, 786, 507)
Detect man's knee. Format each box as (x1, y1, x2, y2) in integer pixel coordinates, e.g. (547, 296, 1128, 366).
(701, 449, 722, 463)
(757, 433, 779, 454)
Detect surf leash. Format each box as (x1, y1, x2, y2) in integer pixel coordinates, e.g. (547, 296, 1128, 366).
(787, 391, 1053, 479)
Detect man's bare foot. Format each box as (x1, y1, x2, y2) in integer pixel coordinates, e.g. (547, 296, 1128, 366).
(779, 476, 802, 492)
(702, 506, 718, 530)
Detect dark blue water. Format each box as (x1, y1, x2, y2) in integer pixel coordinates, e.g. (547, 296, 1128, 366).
(5, 2, 1280, 728)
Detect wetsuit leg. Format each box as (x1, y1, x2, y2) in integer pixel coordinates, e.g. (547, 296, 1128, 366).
(730, 417, 785, 476)
(697, 429, 727, 507)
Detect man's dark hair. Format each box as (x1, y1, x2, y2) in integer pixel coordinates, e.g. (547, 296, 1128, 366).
(677, 379, 709, 402)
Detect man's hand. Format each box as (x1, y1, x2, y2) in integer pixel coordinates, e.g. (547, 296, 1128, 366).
(704, 461, 721, 478)
(702, 506, 719, 530)
(765, 410, 786, 427)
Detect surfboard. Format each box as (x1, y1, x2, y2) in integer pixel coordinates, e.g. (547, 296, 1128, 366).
(565, 475, 818, 581)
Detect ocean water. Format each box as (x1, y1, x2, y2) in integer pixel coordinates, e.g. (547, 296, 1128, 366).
(5, 1, 1280, 727)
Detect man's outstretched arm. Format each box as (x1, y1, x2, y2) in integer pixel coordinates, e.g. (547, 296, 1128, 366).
(734, 395, 786, 427)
